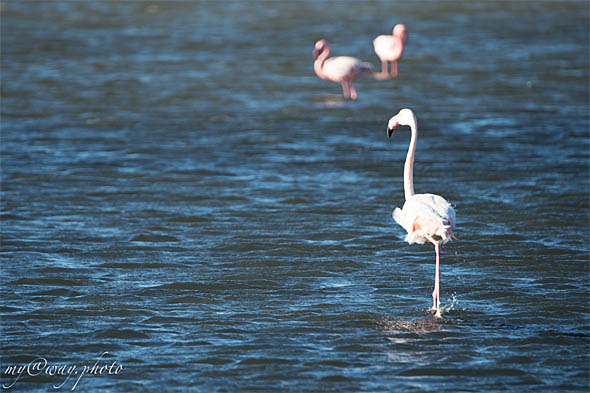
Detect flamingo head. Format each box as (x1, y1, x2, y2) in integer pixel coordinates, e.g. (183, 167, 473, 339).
(393, 24, 408, 44)
(313, 39, 329, 59)
(387, 108, 417, 138)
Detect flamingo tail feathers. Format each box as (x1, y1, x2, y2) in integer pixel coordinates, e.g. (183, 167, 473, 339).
(358, 62, 373, 73)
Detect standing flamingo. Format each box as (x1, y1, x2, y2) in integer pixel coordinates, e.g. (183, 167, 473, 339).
(313, 39, 373, 100)
(386, 108, 457, 318)
(373, 24, 408, 78)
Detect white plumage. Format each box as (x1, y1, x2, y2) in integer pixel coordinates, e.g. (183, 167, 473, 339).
(322, 56, 373, 81)
(386, 108, 458, 318)
(393, 193, 456, 245)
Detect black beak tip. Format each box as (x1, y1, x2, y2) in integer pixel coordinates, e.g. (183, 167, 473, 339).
(387, 128, 394, 138)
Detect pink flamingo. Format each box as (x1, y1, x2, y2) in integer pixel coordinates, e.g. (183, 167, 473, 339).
(373, 24, 408, 78)
(313, 39, 373, 100)
(387, 109, 457, 318)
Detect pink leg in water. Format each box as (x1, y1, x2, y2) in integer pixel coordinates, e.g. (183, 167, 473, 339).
(432, 242, 441, 318)
(348, 82, 357, 100)
(341, 82, 350, 98)
(425, 235, 442, 318)
(382, 61, 388, 76)
(391, 61, 398, 78)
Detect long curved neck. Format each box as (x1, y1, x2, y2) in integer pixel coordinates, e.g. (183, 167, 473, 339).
(314, 50, 329, 80)
(404, 123, 417, 200)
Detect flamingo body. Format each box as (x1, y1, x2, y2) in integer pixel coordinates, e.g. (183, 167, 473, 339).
(387, 108, 457, 318)
(393, 193, 456, 245)
(313, 39, 372, 99)
(373, 35, 404, 62)
(322, 56, 372, 82)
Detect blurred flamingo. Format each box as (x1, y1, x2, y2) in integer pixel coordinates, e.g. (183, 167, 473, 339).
(373, 24, 408, 78)
(386, 108, 457, 318)
(313, 39, 373, 100)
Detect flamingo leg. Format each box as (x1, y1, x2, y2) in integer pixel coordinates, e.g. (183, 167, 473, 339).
(391, 61, 398, 77)
(341, 82, 350, 98)
(348, 82, 357, 100)
(382, 61, 388, 76)
(425, 234, 442, 318)
(433, 241, 441, 318)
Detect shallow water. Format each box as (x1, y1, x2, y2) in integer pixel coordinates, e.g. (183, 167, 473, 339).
(1, 1, 589, 392)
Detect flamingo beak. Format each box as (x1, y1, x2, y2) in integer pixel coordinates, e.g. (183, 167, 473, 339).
(387, 122, 399, 138)
(312, 48, 320, 59)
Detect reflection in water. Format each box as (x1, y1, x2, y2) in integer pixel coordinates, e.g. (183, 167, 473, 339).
(372, 72, 394, 81)
(378, 315, 447, 338)
(377, 315, 450, 368)
(312, 94, 348, 108)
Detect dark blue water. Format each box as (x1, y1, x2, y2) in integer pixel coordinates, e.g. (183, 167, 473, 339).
(1, 1, 589, 392)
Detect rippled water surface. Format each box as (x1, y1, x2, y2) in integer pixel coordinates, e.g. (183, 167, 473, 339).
(1, 1, 589, 392)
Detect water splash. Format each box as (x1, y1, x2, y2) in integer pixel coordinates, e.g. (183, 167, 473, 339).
(441, 292, 465, 315)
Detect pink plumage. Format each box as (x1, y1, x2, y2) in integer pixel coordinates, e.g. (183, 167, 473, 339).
(313, 39, 373, 100)
(373, 24, 407, 78)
